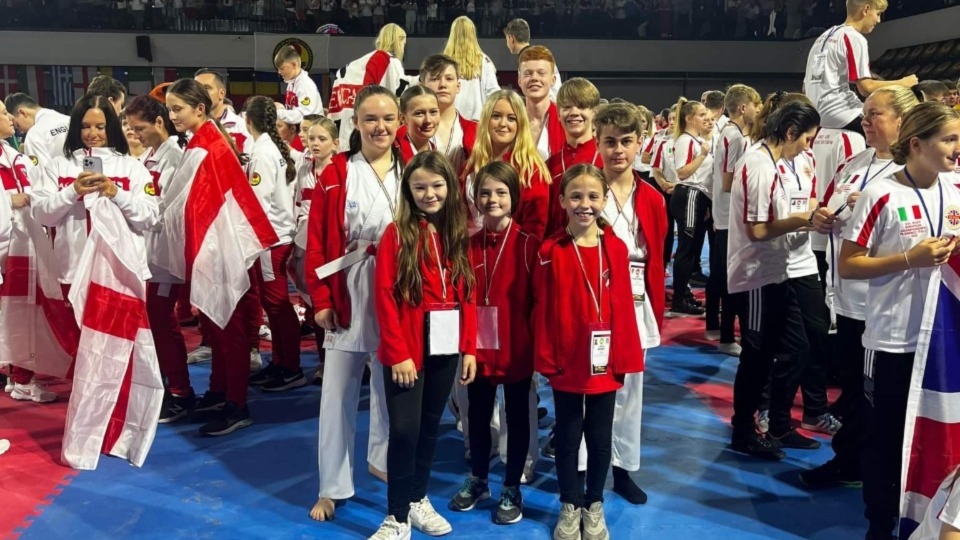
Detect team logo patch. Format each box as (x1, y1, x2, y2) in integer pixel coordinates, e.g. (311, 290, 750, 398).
(144, 183, 156, 196)
(251, 172, 262, 186)
(946, 206, 960, 230)
(302, 97, 311, 106)
(273, 37, 314, 71)
(29, 155, 38, 166)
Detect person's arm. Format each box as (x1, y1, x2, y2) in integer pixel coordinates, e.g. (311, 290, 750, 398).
(31, 159, 81, 228)
(373, 225, 413, 367)
(940, 523, 960, 540)
(838, 237, 955, 280)
(277, 78, 324, 124)
(675, 137, 709, 181)
(855, 76, 920, 98)
(109, 164, 161, 233)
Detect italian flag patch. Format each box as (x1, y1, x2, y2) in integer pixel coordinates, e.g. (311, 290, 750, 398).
(897, 205, 921, 222)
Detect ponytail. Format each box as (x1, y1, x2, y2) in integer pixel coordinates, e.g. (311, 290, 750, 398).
(243, 96, 295, 183)
(673, 97, 702, 140)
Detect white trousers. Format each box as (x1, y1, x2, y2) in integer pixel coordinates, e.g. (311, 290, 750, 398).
(317, 349, 389, 499)
(579, 371, 644, 471)
(452, 357, 539, 470)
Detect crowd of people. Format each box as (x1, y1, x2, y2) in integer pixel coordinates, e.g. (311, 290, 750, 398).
(1, 0, 956, 38)
(3, 1, 960, 539)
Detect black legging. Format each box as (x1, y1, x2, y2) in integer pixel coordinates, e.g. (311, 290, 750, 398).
(467, 376, 532, 487)
(553, 389, 616, 507)
(383, 354, 460, 522)
(669, 184, 709, 300)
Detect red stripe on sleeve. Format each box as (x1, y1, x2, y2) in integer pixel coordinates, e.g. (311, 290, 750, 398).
(856, 193, 890, 247)
(363, 50, 391, 86)
(741, 165, 750, 223)
(652, 143, 664, 169)
(686, 139, 695, 166)
(843, 34, 860, 82)
(723, 137, 730, 172)
(842, 133, 853, 159)
(767, 170, 777, 222)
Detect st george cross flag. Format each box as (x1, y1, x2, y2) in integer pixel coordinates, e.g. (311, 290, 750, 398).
(158, 120, 278, 328)
(62, 196, 163, 471)
(899, 257, 960, 538)
(0, 209, 78, 377)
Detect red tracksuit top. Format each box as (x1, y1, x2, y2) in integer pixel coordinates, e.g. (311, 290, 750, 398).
(533, 227, 643, 394)
(375, 221, 478, 370)
(544, 138, 604, 237)
(467, 220, 540, 384)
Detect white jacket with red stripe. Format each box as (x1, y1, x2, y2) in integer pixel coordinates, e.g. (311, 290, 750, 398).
(140, 137, 185, 283)
(31, 147, 159, 284)
(278, 69, 323, 125)
(0, 141, 38, 280)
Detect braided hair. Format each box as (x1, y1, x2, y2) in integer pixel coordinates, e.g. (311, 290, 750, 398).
(244, 96, 296, 184)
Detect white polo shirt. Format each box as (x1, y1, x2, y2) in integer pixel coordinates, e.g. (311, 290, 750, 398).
(779, 151, 819, 279)
(811, 127, 866, 251)
(674, 132, 714, 196)
(712, 122, 749, 231)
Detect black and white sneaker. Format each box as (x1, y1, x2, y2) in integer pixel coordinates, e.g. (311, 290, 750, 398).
(261, 369, 307, 392)
(667, 296, 706, 318)
(199, 402, 252, 437)
(193, 391, 226, 413)
(731, 432, 786, 461)
(493, 485, 523, 525)
(771, 428, 821, 450)
(449, 476, 490, 512)
(248, 363, 283, 386)
(543, 436, 556, 459)
(158, 392, 196, 424)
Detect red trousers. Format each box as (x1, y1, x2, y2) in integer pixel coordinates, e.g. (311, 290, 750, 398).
(204, 268, 260, 407)
(253, 244, 301, 372)
(175, 282, 194, 321)
(147, 282, 192, 397)
(198, 296, 261, 351)
(0, 282, 37, 384)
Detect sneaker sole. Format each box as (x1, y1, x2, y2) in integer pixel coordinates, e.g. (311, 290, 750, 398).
(202, 418, 253, 437)
(665, 311, 706, 319)
(800, 422, 840, 435)
(193, 403, 226, 413)
(449, 491, 490, 512)
(261, 377, 308, 392)
(412, 524, 452, 537)
(186, 356, 212, 364)
(730, 445, 786, 461)
(158, 409, 191, 424)
(494, 511, 523, 525)
(10, 392, 56, 403)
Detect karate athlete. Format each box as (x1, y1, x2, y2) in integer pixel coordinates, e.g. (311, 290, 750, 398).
(443, 15, 501, 122)
(545, 78, 605, 237)
(503, 18, 562, 101)
(418, 54, 479, 175)
(395, 86, 440, 164)
(329, 23, 419, 152)
(274, 45, 324, 126)
(124, 95, 194, 422)
(243, 96, 305, 392)
(518, 46, 565, 161)
(4, 93, 70, 169)
(579, 103, 666, 506)
(305, 85, 400, 522)
(0, 100, 56, 403)
(195, 69, 254, 155)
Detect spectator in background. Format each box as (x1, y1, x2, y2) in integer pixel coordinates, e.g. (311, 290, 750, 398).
(361, 0, 374, 33)
(918, 80, 950, 103)
(403, 0, 417, 32)
(943, 80, 958, 108)
(374, 0, 386, 30)
(784, 0, 802, 38)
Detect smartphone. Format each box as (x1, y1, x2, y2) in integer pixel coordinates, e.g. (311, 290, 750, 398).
(82, 156, 103, 175)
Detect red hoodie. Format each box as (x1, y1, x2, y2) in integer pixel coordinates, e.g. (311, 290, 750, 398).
(543, 101, 566, 158)
(463, 151, 551, 240)
(533, 227, 643, 394)
(468, 220, 540, 384)
(544, 138, 604, 237)
(375, 221, 478, 370)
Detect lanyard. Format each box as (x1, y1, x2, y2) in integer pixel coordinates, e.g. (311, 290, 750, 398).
(432, 114, 460, 156)
(569, 229, 604, 322)
(903, 168, 944, 238)
(861, 154, 893, 190)
(760, 143, 785, 191)
(407, 133, 435, 156)
(604, 182, 640, 249)
(820, 25, 842, 52)
(363, 154, 398, 218)
(781, 158, 802, 191)
(482, 220, 512, 305)
(430, 231, 449, 302)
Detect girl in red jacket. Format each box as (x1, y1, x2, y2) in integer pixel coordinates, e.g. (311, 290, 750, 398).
(372, 151, 477, 540)
(448, 160, 539, 525)
(396, 86, 439, 164)
(535, 163, 643, 540)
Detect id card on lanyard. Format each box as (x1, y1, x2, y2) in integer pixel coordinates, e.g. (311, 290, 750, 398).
(571, 231, 610, 376)
(629, 262, 646, 303)
(477, 222, 512, 351)
(425, 232, 460, 356)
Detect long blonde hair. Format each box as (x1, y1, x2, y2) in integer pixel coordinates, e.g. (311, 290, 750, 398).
(375, 23, 407, 60)
(464, 89, 549, 188)
(443, 16, 484, 81)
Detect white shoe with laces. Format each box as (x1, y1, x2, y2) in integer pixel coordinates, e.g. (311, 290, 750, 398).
(717, 342, 742, 357)
(368, 516, 411, 540)
(258, 324, 272, 341)
(705, 330, 721, 341)
(250, 349, 263, 372)
(409, 497, 452, 536)
(4, 377, 13, 393)
(11, 379, 57, 403)
(186, 345, 212, 364)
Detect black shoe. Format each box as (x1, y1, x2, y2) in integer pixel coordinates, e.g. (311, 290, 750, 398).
(689, 272, 708, 288)
(261, 369, 307, 392)
(448, 476, 490, 512)
(669, 296, 706, 317)
(158, 392, 196, 424)
(731, 432, 786, 461)
(193, 391, 226, 413)
(178, 315, 200, 327)
(799, 460, 862, 489)
(612, 466, 648, 505)
(200, 402, 252, 436)
(494, 485, 523, 525)
(248, 363, 283, 386)
(771, 428, 821, 450)
(543, 437, 556, 459)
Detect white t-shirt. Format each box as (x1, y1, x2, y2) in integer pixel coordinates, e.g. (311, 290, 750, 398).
(713, 122, 749, 231)
(913, 471, 960, 540)
(811, 127, 866, 251)
(727, 142, 791, 294)
(842, 173, 960, 353)
(780, 151, 819, 279)
(651, 136, 678, 184)
(824, 148, 901, 320)
(454, 55, 501, 122)
(674, 132, 714, 195)
(247, 133, 295, 246)
(803, 25, 872, 129)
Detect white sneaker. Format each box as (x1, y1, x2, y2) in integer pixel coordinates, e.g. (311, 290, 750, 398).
(520, 463, 535, 484)
(409, 497, 452, 536)
(553, 502, 582, 540)
(717, 342, 742, 357)
(186, 345, 212, 364)
(0, 439, 10, 456)
(258, 324, 272, 341)
(369, 516, 411, 540)
(705, 330, 721, 341)
(581, 502, 610, 540)
(4, 377, 13, 393)
(11, 379, 57, 403)
(250, 349, 263, 372)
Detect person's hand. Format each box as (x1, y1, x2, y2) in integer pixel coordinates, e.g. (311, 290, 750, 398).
(99, 178, 119, 199)
(905, 237, 955, 268)
(699, 141, 710, 156)
(315, 308, 338, 331)
(346, 240, 359, 253)
(811, 207, 837, 234)
(459, 354, 476, 386)
(74, 171, 106, 196)
(9, 193, 30, 209)
(846, 191, 860, 210)
(664, 184, 675, 194)
(392, 359, 418, 388)
(902, 74, 920, 88)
